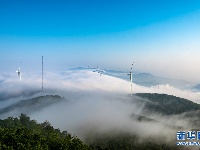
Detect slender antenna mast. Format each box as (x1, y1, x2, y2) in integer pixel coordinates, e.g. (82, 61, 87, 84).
(42, 56, 43, 90)
(127, 62, 134, 95)
(130, 62, 134, 95)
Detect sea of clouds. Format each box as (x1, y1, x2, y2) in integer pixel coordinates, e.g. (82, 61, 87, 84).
(1, 68, 200, 142)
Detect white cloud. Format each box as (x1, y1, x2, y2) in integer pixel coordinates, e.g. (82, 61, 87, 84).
(0, 68, 200, 142)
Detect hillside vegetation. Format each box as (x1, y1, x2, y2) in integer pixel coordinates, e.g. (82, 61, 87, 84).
(0, 95, 63, 117)
(0, 114, 186, 150)
(0, 114, 89, 150)
(0, 93, 198, 149)
(136, 93, 200, 115)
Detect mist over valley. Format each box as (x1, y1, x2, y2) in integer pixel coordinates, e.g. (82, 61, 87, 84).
(0, 68, 200, 149)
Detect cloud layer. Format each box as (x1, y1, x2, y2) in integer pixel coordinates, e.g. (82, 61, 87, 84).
(0, 68, 200, 142)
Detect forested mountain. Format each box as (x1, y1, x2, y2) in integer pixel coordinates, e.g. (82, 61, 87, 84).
(87, 132, 184, 150)
(0, 114, 186, 150)
(134, 93, 200, 128)
(135, 93, 200, 115)
(87, 93, 199, 150)
(0, 95, 63, 118)
(0, 114, 89, 150)
(0, 93, 199, 149)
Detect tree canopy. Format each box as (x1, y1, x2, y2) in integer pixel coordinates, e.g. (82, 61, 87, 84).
(0, 113, 90, 150)
(136, 93, 200, 115)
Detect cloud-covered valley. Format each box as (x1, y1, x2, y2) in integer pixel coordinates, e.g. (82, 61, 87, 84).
(1, 68, 200, 144)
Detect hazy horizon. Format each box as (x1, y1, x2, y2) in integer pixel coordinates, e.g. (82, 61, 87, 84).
(1, 1, 200, 82)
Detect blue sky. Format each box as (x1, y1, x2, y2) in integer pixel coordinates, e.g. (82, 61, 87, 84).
(1, 0, 200, 82)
